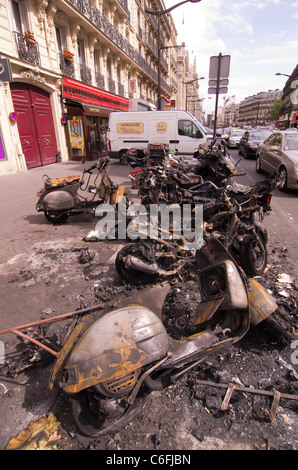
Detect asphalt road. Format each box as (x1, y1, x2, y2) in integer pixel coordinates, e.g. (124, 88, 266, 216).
(228, 147, 298, 273)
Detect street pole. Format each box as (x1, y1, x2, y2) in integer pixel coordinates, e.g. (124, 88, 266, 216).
(213, 52, 222, 138)
(183, 77, 205, 111)
(157, 16, 161, 111)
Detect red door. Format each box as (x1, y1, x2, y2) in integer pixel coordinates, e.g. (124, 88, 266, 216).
(10, 83, 58, 168)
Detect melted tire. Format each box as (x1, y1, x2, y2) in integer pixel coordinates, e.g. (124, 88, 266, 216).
(240, 233, 267, 276)
(72, 390, 144, 437)
(115, 244, 154, 283)
(263, 306, 298, 347)
(44, 211, 69, 224)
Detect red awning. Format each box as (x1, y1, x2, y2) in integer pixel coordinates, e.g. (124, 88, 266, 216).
(291, 113, 298, 124)
(62, 77, 129, 112)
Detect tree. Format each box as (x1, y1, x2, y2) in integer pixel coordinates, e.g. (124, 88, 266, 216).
(270, 98, 283, 121)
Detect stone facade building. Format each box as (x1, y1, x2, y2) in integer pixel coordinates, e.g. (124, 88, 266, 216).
(237, 89, 282, 127)
(278, 64, 298, 129)
(0, 0, 195, 174)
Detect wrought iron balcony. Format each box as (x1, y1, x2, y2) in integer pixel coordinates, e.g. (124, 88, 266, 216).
(60, 53, 75, 78)
(95, 72, 105, 89)
(80, 63, 92, 85)
(170, 76, 178, 90)
(108, 78, 116, 94)
(118, 82, 124, 96)
(13, 31, 40, 66)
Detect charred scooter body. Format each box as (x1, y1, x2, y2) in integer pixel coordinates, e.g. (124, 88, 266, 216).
(36, 157, 126, 223)
(48, 238, 270, 437)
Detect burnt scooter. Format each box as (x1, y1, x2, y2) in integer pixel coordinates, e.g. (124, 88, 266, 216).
(1, 238, 293, 436)
(120, 171, 278, 280)
(36, 157, 126, 224)
(47, 238, 280, 436)
(193, 175, 278, 276)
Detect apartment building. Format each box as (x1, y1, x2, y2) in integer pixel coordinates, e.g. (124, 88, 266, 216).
(238, 89, 282, 127)
(278, 64, 298, 129)
(0, 0, 182, 174)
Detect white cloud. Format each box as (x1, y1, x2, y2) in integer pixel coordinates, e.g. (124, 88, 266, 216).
(165, 0, 298, 114)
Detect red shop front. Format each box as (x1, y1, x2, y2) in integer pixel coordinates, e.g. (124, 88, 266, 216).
(62, 77, 129, 161)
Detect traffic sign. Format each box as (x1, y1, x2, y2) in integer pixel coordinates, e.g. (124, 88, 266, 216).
(0, 59, 12, 82)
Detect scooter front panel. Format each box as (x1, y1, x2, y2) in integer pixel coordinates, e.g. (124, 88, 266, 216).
(60, 306, 169, 393)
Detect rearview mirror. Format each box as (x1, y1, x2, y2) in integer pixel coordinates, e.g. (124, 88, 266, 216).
(270, 145, 280, 151)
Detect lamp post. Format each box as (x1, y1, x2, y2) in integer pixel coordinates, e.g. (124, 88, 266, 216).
(275, 73, 290, 78)
(182, 77, 205, 110)
(187, 97, 205, 119)
(146, 0, 202, 110)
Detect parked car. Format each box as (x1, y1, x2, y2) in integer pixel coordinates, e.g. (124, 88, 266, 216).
(256, 129, 298, 191)
(227, 128, 246, 148)
(239, 129, 273, 159)
(221, 127, 232, 144)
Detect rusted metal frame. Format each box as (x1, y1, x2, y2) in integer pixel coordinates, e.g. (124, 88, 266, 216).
(0, 303, 104, 356)
(196, 379, 298, 421)
(11, 329, 58, 357)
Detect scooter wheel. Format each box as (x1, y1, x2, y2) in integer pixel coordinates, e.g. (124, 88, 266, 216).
(240, 233, 267, 276)
(115, 244, 153, 283)
(72, 390, 144, 437)
(44, 211, 69, 224)
(262, 306, 298, 347)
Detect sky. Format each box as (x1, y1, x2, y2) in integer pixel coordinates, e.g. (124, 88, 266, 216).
(165, 0, 298, 115)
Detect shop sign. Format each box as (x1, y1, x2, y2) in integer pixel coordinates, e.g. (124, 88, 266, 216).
(63, 77, 129, 112)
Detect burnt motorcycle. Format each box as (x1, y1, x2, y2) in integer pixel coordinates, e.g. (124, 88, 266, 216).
(1, 238, 295, 436)
(123, 170, 278, 278)
(36, 157, 126, 224)
(115, 236, 194, 283)
(198, 175, 278, 276)
(193, 138, 237, 186)
(48, 238, 273, 436)
(126, 143, 180, 189)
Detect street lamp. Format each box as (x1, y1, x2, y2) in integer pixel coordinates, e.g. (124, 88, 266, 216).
(275, 73, 290, 78)
(187, 98, 205, 118)
(182, 77, 205, 110)
(182, 77, 205, 84)
(146, 0, 202, 110)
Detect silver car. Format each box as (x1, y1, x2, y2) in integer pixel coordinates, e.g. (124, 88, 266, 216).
(227, 128, 246, 148)
(256, 129, 298, 191)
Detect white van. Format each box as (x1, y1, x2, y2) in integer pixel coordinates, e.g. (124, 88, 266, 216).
(108, 110, 211, 162)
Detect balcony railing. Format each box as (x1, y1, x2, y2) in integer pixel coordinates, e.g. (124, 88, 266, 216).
(108, 77, 116, 93)
(118, 82, 124, 96)
(95, 72, 105, 89)
(80, 63, 92, 85)
(13, 31, 40, 66)
(171, 76, 178, 90)
(60, 53, 75, 78)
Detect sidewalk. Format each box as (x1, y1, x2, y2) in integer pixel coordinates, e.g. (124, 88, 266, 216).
(0, 158, 127, 337)
(0, 159, 130, 448)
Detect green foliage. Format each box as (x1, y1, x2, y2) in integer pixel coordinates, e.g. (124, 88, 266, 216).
(270, 98, 283, 121)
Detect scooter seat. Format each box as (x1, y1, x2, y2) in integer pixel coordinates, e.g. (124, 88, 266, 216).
(44, 175, 81, 188)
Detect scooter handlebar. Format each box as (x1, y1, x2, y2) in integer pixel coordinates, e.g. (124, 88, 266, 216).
(85, 157, 111, 173)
